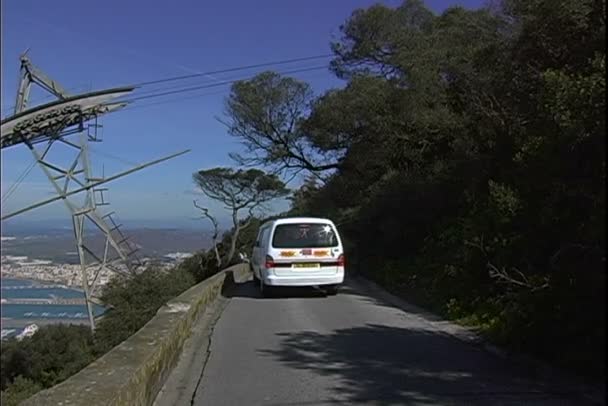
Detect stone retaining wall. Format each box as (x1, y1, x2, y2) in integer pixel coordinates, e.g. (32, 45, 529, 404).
(21, 264, 250, 406)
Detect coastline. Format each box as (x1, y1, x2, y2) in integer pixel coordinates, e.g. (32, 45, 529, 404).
(1, 317, 90, 329)
(1, 274, 85, 291)
(1, 277, 105, 337)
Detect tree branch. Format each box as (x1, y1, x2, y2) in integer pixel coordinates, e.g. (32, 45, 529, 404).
(193, 200, 222, 268)
(487, 262, 549, 292)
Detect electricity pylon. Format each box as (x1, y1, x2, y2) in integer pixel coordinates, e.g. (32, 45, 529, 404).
(1, 55, 189, 330)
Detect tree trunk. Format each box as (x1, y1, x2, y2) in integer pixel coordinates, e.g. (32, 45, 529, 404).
(213, 242, 222, 268)
(226, 210, 240, 265)
(227, 208, 255, 265)
(192, 200, 223, 268)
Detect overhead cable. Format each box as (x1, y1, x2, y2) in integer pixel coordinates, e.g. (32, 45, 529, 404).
(124, 65, 328, 103)
(133, 54, 332, 87)
(120, 67, 330, 113)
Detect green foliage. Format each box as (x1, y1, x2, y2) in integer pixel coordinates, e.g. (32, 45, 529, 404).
(288, 175, 321, 215)
(177, 250, 218, 283)
(93, 266, 196, 353)
(0, 324, 95, 404)
(0, 376, 43, 406)
(487, 180, 521, 223)
(193, 168, 289, 206)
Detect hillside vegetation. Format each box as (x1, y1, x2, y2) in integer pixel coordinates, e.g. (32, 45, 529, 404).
(225, 0, 605, 379)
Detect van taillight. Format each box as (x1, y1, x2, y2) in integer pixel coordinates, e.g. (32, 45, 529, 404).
(265, 255, 275, 268)
(338, 254, 345, 267)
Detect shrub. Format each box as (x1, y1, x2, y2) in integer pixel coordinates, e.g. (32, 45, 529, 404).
(93, 265, 196, 354)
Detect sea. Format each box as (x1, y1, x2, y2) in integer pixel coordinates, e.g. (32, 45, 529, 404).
(1, 278, 105, 339)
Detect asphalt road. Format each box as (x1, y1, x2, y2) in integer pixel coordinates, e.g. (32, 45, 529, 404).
(156, 277, 598, 406)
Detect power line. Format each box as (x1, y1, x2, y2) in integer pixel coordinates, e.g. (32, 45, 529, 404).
(131, 58, 329, 99)
(128, 65, 327, 102)
(132, 54, 332, 87)
(129, 67, 254, 99)
(120, 67, 331, 113)
(123, 65, 328, 103)
(1, 160, 37, 203)
(121, 89, 230, 113)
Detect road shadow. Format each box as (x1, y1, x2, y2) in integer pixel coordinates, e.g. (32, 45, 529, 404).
(224, 279, 329, 299)
(343, 277, 606, 400)
(344, 276, 446, 322)
(257, 323, 592, 406)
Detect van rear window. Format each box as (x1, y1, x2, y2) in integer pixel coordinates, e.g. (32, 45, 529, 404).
(272, 223, 338, 248)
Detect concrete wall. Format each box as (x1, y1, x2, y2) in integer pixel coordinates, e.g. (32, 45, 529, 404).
(21, 264, 250, 406)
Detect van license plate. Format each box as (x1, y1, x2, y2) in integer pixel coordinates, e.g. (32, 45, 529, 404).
(293, 263, 320, 269)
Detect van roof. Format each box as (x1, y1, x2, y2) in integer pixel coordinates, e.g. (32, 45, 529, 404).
(261, 217, 334, 227)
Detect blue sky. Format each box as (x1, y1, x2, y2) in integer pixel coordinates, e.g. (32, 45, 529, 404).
(1, 0, 484, 229)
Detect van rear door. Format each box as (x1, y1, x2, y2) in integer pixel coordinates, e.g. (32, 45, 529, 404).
(268, 222, 343, 276)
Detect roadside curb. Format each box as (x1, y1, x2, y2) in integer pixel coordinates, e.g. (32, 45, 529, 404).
(349, 275, 605, 406)
(153, 268, 251, 406)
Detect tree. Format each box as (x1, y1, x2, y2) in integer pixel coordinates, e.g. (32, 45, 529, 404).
(330, 0, 435, 81)
(223, 71, 340, 178)
(193, 167, 289, 264)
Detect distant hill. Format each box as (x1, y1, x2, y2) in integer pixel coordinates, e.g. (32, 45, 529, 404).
(0, 227, 214, 264)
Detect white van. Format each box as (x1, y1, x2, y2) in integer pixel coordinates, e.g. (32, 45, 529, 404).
(251, 217, 345, 297)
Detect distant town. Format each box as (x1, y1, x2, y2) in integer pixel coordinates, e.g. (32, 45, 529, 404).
(0, 253, 191, 291)
(0, 227, 210, 266)
(2, 256, 104, 287)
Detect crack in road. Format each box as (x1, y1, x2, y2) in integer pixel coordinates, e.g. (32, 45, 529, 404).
(190, 295, 231, 405)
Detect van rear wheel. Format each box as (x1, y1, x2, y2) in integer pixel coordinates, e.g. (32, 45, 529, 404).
(324, 285, 339, 296)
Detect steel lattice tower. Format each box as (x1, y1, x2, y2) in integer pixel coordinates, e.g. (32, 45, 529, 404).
(1, 55, 189, 330)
